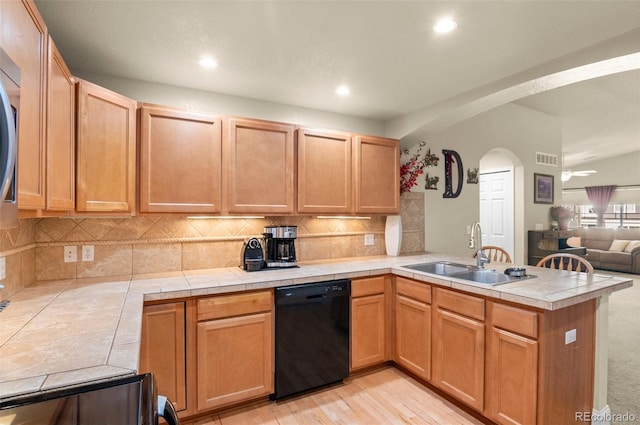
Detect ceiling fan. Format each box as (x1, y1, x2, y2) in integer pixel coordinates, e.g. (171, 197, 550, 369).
(561, 169, 597, 182)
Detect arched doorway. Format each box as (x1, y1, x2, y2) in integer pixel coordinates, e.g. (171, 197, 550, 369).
(479, 148, 525, 264)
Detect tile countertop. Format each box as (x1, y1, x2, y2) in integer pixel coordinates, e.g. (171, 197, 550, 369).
(0, 253, 633, 400)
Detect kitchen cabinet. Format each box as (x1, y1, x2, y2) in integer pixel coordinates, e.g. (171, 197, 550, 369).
(297, 127, 352, 214)
(353, 135, 399, 214)
(351, 275, 390, 370)
(138, 104, 222, 213)
(139, 302, 187, 413)
(196, 290, 273, 411)
(486, 302, 538, 425)
(224, 117, 295, 214)
(394, 277, 431, 380)
(297, 130, 399, 215)
(432, 287, 485, 411)
(1, 0, 47, 210)
(45, 36, 74, 211)
(76, 79, 136, 213)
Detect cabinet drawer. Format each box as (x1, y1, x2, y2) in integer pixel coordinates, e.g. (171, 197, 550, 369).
(490, 302, 538, 339)
(434, 288, 484, 321)
(396, 277, 431, 304)
(197, 290, 273, 321)
(352, 276, 385, 297)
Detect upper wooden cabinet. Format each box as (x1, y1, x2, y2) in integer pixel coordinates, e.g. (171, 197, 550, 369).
(1, 0, 48, 210)
(139, 105, 222, 214)
(297, 129, 399, 215)
(224, 117, 295, 214)
(45, 36, 74, 211)
(353, 135, 399, 214)
(76, 79, 137, 213)
(297, 128, 352, 214)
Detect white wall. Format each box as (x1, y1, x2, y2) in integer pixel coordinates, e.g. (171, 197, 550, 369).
(77, 72, 385, 136)
(405, 103, 562, 262)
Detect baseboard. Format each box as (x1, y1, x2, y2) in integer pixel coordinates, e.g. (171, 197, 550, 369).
(591, 405, 611, 425)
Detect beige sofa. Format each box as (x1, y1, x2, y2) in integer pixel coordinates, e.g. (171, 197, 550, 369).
(569, 228, 640, 274)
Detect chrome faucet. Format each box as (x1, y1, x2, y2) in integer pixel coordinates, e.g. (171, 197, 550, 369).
(469, 222, 490, 268)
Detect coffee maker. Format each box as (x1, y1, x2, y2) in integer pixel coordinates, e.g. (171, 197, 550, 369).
(263, 225, 298, 268)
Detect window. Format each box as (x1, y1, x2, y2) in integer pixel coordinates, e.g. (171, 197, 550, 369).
(566, 203, 640, 228)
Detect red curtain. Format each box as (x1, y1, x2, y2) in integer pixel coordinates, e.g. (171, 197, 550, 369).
(585, 185, 616, 227)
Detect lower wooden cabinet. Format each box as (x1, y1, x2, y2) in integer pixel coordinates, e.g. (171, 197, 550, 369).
(432, 288, 485, 411)
(485, 301, 539, 425)
(394, 277, 431, 380)
(351, 276, 389, 370)
(486, 327, 538, 425)
(139, 302, 187, 413)
(196, 290, 273, 411)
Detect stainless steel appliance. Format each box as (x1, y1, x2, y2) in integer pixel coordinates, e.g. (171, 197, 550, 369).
(272, 279, 350, 399)
(0, 47, 19, 229)
(241, 237, 264, 271)
(263, 225, 297, 268)
(0, 373, 179, 425)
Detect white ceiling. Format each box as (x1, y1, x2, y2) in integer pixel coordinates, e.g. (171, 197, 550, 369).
(35, 0, 640, 168)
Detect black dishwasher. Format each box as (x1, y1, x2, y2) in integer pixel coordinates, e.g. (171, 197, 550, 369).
(273, 279, 350, 399)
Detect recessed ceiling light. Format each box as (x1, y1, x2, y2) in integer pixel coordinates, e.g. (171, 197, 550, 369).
(433, 18, 458, 34)
(336, 85, 351, 96)
(199, 56, 218, 69)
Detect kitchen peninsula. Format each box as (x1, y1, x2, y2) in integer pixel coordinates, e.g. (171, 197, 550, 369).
(0, 253, 633, 425)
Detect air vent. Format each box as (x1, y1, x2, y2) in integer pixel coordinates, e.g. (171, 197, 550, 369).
(536, 152, 559, 167)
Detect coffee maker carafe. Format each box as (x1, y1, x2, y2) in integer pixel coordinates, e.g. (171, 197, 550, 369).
(263, 225, 298, 268)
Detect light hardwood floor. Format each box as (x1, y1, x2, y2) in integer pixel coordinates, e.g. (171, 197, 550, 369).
(185, 367, 484, 425)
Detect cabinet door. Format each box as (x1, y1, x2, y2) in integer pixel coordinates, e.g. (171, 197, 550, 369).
(139, 302, 187, 412)
(139, 105, 222, 213)
(486, 328, 538, 425)
(196, 312, 273, 411)
(225, 117, 295, 214)
(351, 293, 386, 370)
(297, 128, 352, 214)
(432, 308, 485, 411)
(395, 294, 431, 380)
(1, 0, 47, 209)
(46, 37, 74, 211)
(76, 79, 136, 212)
(353, 135, 399, 214)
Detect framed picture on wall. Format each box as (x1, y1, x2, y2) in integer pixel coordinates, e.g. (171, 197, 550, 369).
(534, 173, 554, 204)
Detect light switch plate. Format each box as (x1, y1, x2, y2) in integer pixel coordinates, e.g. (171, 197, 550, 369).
(0, 256, 5, 280)
(565, 329, 577, 345)
(364, 234, 375, 246)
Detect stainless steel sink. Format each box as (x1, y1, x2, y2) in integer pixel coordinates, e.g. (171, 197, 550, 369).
(448, 269, 516, 285)
(402, 261, 470, 276)
(401, 261, 534, 286)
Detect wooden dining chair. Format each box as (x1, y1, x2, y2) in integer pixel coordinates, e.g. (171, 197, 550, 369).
(473, 246, 512, 263)
(535, 253, 594, 274)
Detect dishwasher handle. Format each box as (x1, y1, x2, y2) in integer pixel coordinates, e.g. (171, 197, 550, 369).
(275, 279, 350, 305)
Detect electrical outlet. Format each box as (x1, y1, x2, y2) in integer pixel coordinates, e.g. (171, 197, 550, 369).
(64, 246, 77, 263)
(466, 225, 471, 235)
(82, 245, 94, 262)
(0, 256, 5, 280)
(364, 234, 375, 246)
(565, 329, 577, 345)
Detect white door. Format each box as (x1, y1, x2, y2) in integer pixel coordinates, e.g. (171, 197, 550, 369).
(479, 170, 514, 259)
